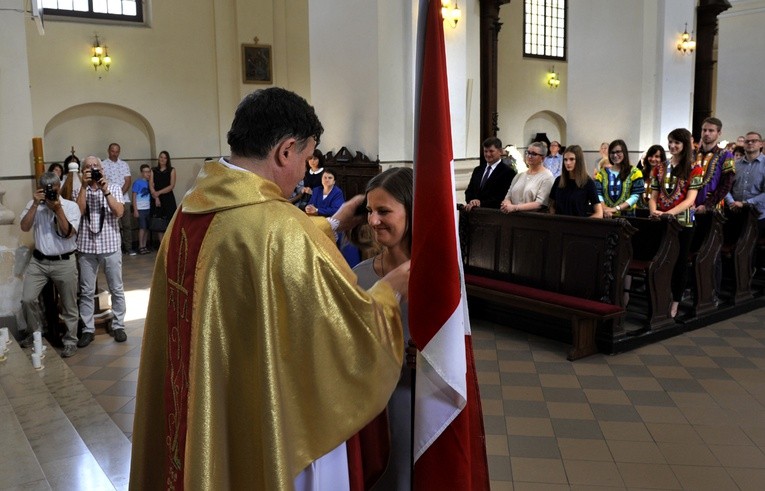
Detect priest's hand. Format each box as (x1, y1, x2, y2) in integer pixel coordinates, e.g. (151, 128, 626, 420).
(331, 195, 366, 232)
(381, 259, 410, 302)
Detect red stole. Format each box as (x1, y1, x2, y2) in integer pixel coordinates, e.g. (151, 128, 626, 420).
(162, 209, 215, 490)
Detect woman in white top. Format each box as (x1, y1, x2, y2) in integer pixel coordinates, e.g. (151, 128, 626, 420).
(500, 141, 555, 213)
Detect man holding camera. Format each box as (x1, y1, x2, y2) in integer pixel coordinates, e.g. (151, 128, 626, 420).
(73, 156, 128, 347)
(19, 172, 81, 357)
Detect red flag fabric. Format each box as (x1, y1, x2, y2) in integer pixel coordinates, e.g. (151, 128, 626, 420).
(410, 1, 490, 489)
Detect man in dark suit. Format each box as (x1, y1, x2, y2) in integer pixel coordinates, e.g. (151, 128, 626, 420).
(464, 137, 516, 211)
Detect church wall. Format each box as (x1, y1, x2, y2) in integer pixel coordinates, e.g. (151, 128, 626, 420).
(496, 1, 568, 151)
(0, 0, 35, 319)
(566, 0, 694, 166)
(716, 0, 765, 140)
(567, 0, 647, 158)
(652, 0, 696, 147)
(377, 0, 415, 166)
(308, 0, 380, 159)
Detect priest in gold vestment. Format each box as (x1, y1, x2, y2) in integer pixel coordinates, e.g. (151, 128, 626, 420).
(130, 88, 407, 490)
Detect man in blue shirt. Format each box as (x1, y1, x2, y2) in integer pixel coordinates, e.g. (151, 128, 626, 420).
(543, 140, 563, 178)
(726, 131, 765, 237)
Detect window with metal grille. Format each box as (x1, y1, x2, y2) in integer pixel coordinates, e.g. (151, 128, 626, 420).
(41, 0, 143, 23)
(523, 0, 566, 60)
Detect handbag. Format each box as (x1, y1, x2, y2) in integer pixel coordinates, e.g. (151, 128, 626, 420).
(150, 214, 169, 232)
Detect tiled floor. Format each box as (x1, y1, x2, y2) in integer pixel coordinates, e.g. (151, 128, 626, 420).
(474, 309, 765, 490)
(4, 250, 765, 489)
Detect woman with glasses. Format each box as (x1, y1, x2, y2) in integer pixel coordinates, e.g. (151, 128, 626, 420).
(595, 139, 645, 218)
(549, 145, 603, 218)
(500, 141, 555, 214)
(649, 128, 704, 319)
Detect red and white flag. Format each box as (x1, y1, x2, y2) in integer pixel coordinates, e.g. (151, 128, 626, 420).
(410, 1, 489, 489)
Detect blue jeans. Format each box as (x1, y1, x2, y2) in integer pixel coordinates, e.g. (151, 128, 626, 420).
(78, 250, 126, 333)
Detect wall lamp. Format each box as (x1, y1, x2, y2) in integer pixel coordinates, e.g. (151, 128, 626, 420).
(441, 0, 461, 29)
(91, 35, 112, 71)
(677, 23, 696, 54)
(547, 67, 560, 89)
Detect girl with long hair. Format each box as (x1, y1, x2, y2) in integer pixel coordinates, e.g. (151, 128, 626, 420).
(649, 128, 704, 318)
(351, 167, 413, 489)
(549, 144, 603, 218)
(149, 150, 177, 244)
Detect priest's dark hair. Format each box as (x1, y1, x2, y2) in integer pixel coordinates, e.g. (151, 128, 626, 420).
(227, 87, 324, 159)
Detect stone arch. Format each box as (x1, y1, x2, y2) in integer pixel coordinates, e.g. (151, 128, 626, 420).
(43, 103, 155, 167)
(523, 110, 567, 147)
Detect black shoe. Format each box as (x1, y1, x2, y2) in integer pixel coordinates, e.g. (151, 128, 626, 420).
(114, 329, 127, 343)
(20, 334, 35, 349)
(61, 345, 77, 358)
(77, 332, 95, 348)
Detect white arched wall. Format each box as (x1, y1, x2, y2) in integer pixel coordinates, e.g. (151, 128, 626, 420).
(43, 103, 155, 167)
(523, 110, 567, 148)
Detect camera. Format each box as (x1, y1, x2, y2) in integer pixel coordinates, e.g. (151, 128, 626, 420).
(44, 184, 57, 201)
(90, 168, 102, 182)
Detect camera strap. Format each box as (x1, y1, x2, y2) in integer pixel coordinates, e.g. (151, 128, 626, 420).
(53, 215, 73, 238)
(83, 188, 106, 234)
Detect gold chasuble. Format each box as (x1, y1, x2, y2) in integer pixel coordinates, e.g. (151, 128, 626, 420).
(130, 161, 404, 490)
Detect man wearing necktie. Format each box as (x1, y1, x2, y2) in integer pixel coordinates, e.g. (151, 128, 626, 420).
(464, 137, 516, 212)
(73, 156, 128, 347)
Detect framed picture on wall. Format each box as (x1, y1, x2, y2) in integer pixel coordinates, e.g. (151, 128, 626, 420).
(241, 43, 273, 84)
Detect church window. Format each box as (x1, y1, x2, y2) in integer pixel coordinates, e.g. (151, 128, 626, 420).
(523, 0, 566, 60)
(40, 0, 144, 24)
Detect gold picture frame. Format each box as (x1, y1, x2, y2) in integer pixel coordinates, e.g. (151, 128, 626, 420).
(241, 43, 273, 84)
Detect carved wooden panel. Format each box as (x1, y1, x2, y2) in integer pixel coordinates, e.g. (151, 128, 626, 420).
(510, 226, 548, 288)
(323, 146, 380, 198)
(559, 235, 603, 298)
(466, 223, 504, 271)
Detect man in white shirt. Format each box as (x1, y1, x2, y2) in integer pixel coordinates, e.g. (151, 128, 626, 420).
(19, 172, 81, 358)
(102, 142, 134, 254)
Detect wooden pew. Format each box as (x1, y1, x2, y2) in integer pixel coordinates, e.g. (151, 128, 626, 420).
(689, 211, 724, 317)
(625, 216, 681, 330)
(722, 205, 759, 304)
(323, 147, 380, 197)
(460, 209, 635, 359)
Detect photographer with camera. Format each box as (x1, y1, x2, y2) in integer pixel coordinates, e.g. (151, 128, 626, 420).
(19, 172, 81, 357)
(73, 156, 127, 347)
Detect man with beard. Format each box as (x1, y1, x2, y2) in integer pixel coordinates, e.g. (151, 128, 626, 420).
(693, 117, 735, 214)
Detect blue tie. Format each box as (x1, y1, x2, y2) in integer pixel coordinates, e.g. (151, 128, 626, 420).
(480, 165, 492, 189)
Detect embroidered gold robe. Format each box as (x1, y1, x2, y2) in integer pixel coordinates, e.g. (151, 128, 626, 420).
(130, 161, 404, 490)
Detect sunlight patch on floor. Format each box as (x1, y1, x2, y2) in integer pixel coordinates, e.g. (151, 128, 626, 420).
(124, 288, 151, 322)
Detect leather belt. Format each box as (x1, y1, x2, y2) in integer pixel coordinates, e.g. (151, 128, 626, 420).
(33, 249, 75, 261)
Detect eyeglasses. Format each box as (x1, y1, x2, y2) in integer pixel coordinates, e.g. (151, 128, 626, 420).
(525, 150, 543, 157)
(610, 150, 624, 155)
(745, 139, 761, 144)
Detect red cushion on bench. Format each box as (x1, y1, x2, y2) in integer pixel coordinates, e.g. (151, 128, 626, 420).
(465, 274, 622, 317)
(628, 259, 650, 272)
